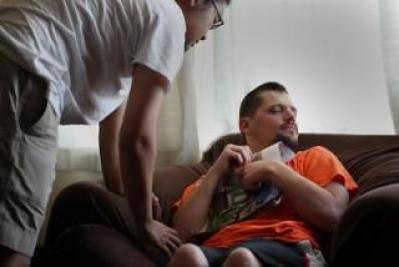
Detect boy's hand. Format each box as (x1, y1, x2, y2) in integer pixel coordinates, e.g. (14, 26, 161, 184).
(143, 220, 182, 257)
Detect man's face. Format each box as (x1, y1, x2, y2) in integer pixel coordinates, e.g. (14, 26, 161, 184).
(240, 91, 299, 152)
(178, 0, 226, 50)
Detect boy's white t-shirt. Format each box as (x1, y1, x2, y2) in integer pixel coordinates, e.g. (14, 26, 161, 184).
(0, 0, 186, 124)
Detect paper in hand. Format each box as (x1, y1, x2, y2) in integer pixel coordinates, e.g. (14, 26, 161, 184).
(238, 142, 294, 219)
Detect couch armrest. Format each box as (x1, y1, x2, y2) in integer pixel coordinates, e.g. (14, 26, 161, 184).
(330, 183, 399, 267)
(153, 163, 208, 224)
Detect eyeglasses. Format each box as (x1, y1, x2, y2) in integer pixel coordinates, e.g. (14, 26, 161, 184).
(210, 0, 224, 30)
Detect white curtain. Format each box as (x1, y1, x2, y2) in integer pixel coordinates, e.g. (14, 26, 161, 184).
(157, 50, 200, 166)
(380, 0, 399, 133)
(57, 126, 101, 172)
(56, 70, 201, 171)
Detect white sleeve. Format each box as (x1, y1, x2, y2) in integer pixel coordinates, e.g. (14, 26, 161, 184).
(133, 5, 186, 83)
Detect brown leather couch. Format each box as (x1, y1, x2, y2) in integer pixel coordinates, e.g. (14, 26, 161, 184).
(40, 133, 399, 267)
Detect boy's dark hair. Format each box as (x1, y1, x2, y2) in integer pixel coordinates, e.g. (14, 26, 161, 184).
(239, 82, 288, 118)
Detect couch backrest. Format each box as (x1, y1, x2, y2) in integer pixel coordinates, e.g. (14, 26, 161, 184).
(297, 133, 399, 162)
(297, 133, 399, 198)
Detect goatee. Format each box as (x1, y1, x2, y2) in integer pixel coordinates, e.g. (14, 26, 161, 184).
(275, 133, 298, 150)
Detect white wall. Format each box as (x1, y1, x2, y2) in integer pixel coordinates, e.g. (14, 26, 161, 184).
(198, 0, 394, 140)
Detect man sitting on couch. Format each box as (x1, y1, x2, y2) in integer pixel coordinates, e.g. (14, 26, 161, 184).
(168, 82, 358, 267)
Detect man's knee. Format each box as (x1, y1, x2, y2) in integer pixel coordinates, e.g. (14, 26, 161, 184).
(41, 225, 157, 267)
(0, 245, 29, 267)
(47, 182, 102, 224)
(169, 243, 208, 267)
(46, 182, 110, 242)
(224, 247, 261, 267)
(52, 181, 106, 211)
(45, 181, 132, 245)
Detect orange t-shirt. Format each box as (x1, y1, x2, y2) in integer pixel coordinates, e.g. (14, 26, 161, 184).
(174, 146, 358, 249)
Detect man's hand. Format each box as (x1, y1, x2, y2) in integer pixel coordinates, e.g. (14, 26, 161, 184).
(210, 144, 253, 177)
(143, 220, 182, 257)
(238, 160, 282, 190)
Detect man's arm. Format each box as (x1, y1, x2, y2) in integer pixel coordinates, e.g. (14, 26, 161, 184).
(119, 64, 180, 256)
(99, 101, 126, 195)
(241, 160, 349, 232)
(173, 144, 252, 241)
(172, 168, 220, 241)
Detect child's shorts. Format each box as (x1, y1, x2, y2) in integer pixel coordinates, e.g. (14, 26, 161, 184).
(200, 238, 305, 267)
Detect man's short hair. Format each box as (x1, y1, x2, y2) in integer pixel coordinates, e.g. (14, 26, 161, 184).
(239, 82, 288, 118)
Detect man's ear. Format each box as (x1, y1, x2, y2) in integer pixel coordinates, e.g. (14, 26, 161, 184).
(239, 117, 250, 134)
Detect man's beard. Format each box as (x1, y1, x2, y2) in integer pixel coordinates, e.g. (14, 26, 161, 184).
(275, 132, 298, 150)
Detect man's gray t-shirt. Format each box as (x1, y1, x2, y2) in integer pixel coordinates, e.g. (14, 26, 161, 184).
(0, 0, 186, 124)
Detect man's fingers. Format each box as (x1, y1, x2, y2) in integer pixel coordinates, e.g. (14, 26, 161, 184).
(229, 146, 252, 165)
(233, 152, 244, 166)
(243, 146, 253, 163)
(235, 145, 252, 163)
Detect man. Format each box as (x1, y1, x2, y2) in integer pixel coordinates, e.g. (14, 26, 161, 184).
(0, 0, 230, 266)
(168, 82, 358, 267)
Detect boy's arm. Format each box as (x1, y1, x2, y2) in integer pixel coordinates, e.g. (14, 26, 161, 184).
(173, 144, 252, 241)
(99, 110, 163, 220)
(99, 101, 126, 195)
(119, 64, 180, 256)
